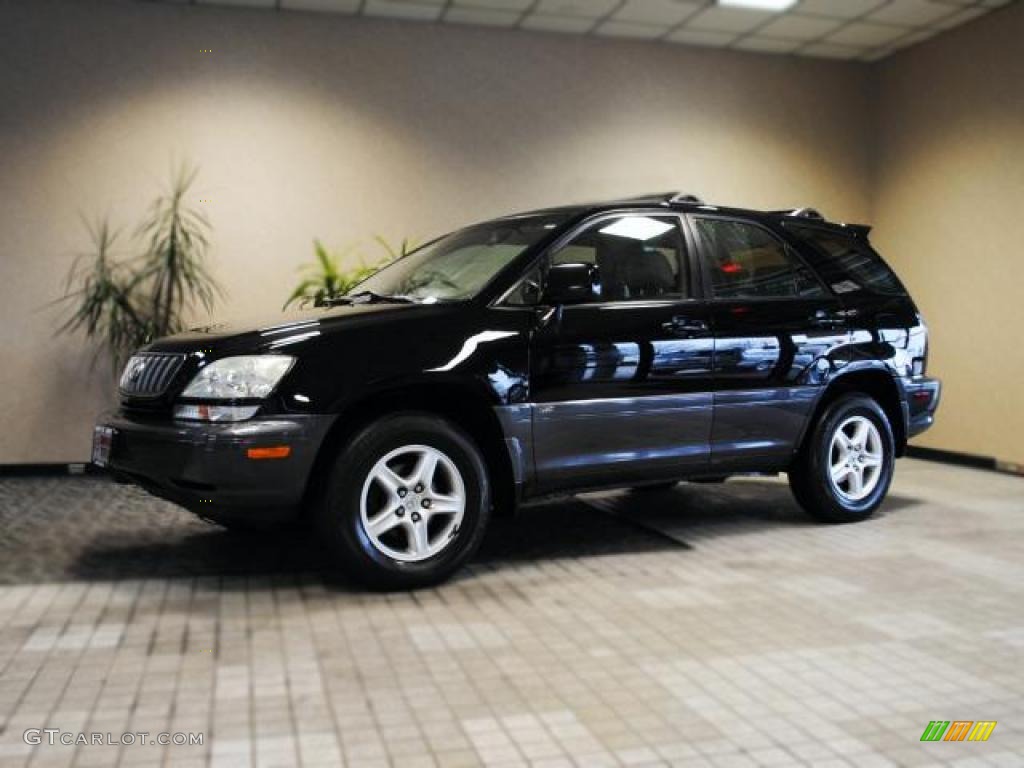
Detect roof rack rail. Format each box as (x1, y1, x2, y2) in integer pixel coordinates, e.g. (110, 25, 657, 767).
(666, 192, 704, 205)
(619, 191, 679, 203)
(786, 207, 825, 221)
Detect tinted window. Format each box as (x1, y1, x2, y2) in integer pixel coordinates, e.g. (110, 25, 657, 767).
(354, 213, 567, 303)
(786, 224, 906, 296)
(694, 218, 824, 299)
(551, 215, 686, 301)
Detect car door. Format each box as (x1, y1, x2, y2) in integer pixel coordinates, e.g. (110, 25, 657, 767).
(688, 214, 850, 472)
(527, 211, 714, 493)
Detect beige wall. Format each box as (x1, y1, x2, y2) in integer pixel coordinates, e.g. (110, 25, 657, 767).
(0, 0, 874, 463)
(870, 1, 1024, 465)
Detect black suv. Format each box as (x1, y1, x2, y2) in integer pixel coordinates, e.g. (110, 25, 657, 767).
(95, 192, 940, 588)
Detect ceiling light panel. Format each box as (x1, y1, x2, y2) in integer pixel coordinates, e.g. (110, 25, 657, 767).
(599, 217, 674, 241)
(454, 0, 533, 11)
(718, 0, 796, 10)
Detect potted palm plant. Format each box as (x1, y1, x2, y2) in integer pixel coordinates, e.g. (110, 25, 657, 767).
(57, 163, 222, 372)
(283, 235, 416, 309)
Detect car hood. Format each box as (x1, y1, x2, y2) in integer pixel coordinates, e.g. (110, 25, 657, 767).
(144, 302, 446, 355)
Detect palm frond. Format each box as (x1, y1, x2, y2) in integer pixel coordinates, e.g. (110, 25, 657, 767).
(55, 161, 223, 374)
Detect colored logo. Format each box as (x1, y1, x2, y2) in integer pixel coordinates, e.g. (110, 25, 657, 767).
(920, 721, 997, 742)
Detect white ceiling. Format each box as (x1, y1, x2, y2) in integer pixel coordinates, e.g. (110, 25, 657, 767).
(159, 0, 1016, 61)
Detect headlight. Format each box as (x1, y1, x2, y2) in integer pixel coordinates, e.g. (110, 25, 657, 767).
(181, 355, 295, 400)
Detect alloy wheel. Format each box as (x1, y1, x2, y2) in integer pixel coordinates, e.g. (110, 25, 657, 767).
(359, 444, 466, 563)
(828, 415, 884, 502)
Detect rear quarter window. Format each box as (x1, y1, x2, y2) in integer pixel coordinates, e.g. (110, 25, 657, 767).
(786, 224, 907, 296)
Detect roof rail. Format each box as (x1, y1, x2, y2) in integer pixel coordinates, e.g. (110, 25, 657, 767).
(786, 207, 825, 221)
(666, 192, 704, 205)
(619, 191, 679, 204)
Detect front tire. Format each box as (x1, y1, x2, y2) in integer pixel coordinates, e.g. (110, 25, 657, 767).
(789, 394, 895, 523)
(316, 413, 491, 589)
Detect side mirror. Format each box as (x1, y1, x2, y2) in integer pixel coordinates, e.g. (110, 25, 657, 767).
(543, 262, 600, 305)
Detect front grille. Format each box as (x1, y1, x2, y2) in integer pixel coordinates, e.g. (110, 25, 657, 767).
(119, 353, 186, 399)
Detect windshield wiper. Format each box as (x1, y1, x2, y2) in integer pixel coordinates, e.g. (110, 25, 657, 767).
(324, 291, 416, 306)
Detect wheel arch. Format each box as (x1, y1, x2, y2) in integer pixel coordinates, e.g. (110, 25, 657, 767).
(798, 368, 907, 459)
(300, 381, 518, 520)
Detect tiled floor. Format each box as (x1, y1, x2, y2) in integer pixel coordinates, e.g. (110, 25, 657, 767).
(0, 459, 1021, 767)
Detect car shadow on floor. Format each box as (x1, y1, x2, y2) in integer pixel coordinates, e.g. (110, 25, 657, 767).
(61, 497, 677, 585)
(0, 476, 920, 586)
(582, 478, 921, 547)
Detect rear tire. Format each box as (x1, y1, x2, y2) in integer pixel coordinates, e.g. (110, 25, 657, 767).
(316, 413, 491, 590)
(789, 394, 894, 523)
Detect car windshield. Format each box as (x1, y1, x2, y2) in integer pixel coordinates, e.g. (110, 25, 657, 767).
(349, 214, 568, 303)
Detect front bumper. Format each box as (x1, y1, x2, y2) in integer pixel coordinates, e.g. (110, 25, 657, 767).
(95, 411, 335, 522)
(903, 376, 941, 438)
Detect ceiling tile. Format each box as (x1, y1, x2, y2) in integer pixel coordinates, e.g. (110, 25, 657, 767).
(933, 6, 988, 27)
(281, 0, 360, 11)
(827, 21, 910, 46)
(534, 0, 620, 19)
(594, 20, 667, 38)
(665, 27, 738, 46)
(755, 14, 844, 40)
(445, 7, 521, 26)
(520, 13, 596, 32)
(889, 27, 938, 46)
(799, 42, 865, 59)
(364, 0, 443, 21)
(867, 0, 959, 27)
(794, 0, 886, 19)
(455, 0, 533, 11)
(685, 6, 774, 33)
(149, 0, 1003, 61)
(611, 0, 703, 26)
(734, 36, 803, 53)
(196, 0, 276, 7)
(860, 48, 893, 61)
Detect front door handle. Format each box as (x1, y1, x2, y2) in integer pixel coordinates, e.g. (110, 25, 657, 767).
(662, 316, 709, 335)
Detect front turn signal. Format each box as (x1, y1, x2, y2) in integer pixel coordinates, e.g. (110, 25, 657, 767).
(246, 445, 292, 460)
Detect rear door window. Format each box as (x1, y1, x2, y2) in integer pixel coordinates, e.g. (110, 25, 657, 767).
(692, 217, 825, 299)
(785, 224, 907, 296)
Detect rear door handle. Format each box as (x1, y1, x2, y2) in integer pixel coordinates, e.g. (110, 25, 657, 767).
(662, 316, 709, 335)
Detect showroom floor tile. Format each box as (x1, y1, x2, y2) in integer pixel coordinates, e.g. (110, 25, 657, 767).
(0, 459, 1021, 767)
